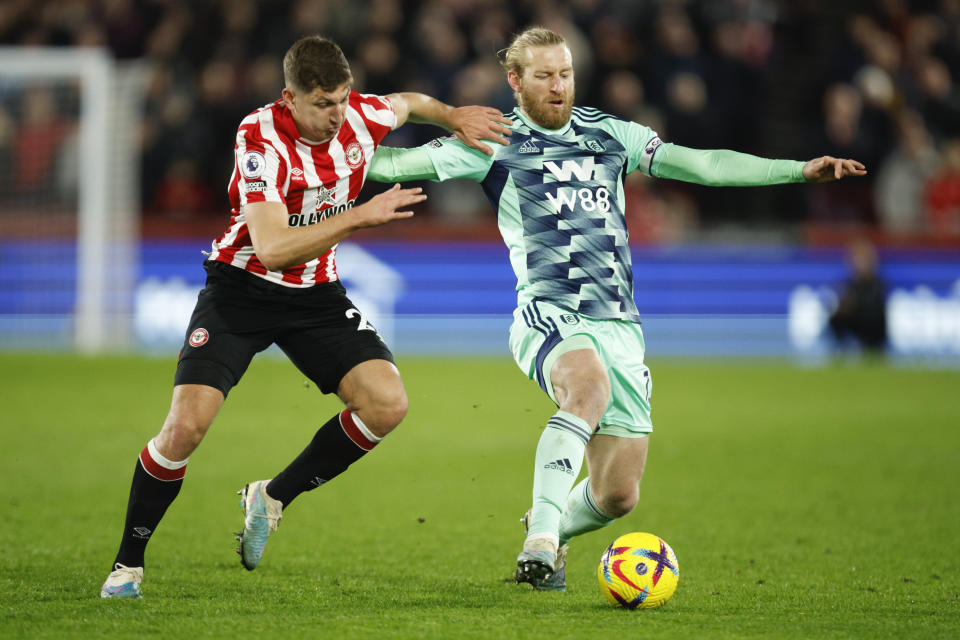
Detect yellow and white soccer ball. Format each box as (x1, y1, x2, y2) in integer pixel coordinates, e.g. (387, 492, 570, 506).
(597, 532, 679, 609)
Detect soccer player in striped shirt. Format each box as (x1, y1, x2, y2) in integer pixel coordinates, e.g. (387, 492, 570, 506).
(368, 26, 866, 591)
(100, 35, 512, 599)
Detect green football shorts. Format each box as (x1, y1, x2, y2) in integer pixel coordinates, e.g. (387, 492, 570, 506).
(508, 300, 653, 437)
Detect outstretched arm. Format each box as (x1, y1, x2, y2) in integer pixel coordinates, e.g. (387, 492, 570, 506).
(245, 185, 425, 271)
(368, 147, 440, 183)
(654, 145, 866, 186)
(386, 92, 512, 156)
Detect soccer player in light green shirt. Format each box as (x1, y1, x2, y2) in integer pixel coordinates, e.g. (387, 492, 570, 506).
(369, 26, 866, 592)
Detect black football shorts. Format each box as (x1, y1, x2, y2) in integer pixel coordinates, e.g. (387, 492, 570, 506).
(174, 260, 395, 397)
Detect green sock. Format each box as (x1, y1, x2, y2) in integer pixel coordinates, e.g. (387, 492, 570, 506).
(558, 478, 614, 546)
(527, 411, 592, 542)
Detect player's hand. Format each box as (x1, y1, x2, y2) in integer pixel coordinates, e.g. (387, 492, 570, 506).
(353, 184, 426, 228)
(449, 106, 513, 156)
(802, 156, 867, 183)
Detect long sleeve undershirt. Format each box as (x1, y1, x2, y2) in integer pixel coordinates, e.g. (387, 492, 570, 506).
(654, 144, 805, 186)
(367, 143, 807, 186)
(368, 146, 439, 182)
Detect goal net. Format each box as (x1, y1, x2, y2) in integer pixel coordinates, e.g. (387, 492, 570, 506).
(0, 47, 139, 352)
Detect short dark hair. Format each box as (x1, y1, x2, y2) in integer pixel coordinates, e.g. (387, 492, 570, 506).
(283, 35, 353, 92)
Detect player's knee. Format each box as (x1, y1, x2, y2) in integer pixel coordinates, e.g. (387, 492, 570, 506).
(596, 485, 639, 519)
(357, 388, 408, 437)
(158, 416, 210, 459)
(562, 377, 610, 427)
(382, 392, 409, 431)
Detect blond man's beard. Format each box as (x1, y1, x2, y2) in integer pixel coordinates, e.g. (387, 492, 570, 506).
(517, 88, 574, 130)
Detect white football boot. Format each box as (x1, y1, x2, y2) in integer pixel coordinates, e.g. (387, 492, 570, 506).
(236, 480, 283, 570)
(100, 563, 143, 599)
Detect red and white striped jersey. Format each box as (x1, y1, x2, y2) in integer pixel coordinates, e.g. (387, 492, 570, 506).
(208, 91, 397, 287)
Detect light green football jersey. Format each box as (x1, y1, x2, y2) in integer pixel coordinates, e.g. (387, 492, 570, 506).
(424, 106, 662, 323)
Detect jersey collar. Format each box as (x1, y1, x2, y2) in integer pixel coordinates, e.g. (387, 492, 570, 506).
(512, 107, 573, 136)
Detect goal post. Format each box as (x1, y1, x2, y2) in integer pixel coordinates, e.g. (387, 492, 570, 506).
(0, 47, 139, 352)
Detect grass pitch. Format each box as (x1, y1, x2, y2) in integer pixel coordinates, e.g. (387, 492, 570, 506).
(0, 352, 958, 639)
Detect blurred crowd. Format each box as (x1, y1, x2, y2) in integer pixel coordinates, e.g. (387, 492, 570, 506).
(2, 0, 960, 242)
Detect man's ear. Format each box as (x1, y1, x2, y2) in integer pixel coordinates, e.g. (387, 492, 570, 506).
(507, 70, 522, 93)
(281, 87, 295, 108)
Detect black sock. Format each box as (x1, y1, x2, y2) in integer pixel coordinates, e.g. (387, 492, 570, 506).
(266, 410, 380, 507)
(113, 443, 186, 569)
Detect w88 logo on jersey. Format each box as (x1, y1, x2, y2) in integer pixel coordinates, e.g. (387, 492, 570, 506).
(542, 157, 611, 214)
(546, 186, 611, 214)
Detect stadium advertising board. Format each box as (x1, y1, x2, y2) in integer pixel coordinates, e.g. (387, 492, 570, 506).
(1, 241, 957, 361)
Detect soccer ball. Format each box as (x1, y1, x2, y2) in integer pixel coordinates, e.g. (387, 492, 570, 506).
(597, 532, 679, 609)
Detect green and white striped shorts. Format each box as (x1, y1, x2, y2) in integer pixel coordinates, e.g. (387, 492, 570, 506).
(508, 300, 653, 437)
